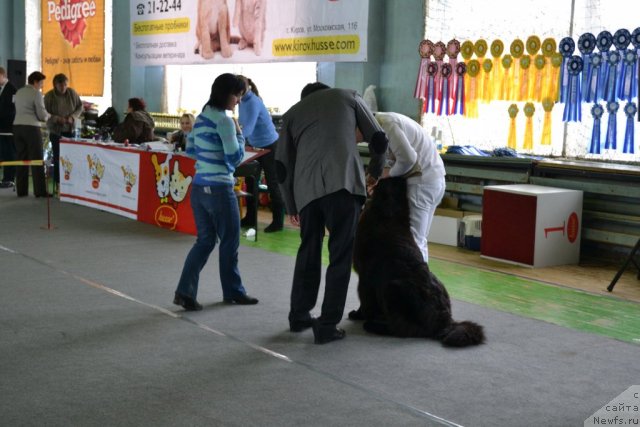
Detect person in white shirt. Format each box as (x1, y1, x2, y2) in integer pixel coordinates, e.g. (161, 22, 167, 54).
(361, 111, 446, 262)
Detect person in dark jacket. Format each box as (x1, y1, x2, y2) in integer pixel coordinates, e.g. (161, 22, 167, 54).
(0, 67, 17, 188)
(113, 98, 155, 144)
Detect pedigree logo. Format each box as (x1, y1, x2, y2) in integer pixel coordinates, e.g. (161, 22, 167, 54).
(154, 205, 178, 230)
(47, 0, 98, 47)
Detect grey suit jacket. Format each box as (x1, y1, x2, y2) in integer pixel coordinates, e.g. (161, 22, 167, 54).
(276, 88, 386, 215)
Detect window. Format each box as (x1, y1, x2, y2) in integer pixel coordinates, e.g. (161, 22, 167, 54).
(422, 0, 639, 161)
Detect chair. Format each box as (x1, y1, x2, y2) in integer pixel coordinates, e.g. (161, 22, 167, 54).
(607, 237, 640, 291)
(234, 160, 260, 240)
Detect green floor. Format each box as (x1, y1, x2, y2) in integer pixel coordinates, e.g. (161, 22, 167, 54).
(242, 226, 640, 345)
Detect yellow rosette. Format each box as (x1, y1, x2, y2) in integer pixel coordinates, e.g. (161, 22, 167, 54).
(474, 39, 488, 58)
(523, 102, 536, 150)
(541, 38, 557, 57)
(481, 58, 493, 103)
(490, 40, 504, 100)
(507, 104, 519, 149)
(546, 52, 563, 102)
(531, 54, 547, 101)
(461, 40, 474, 60)
(526, 36, 541, 56)
(510, 40, 525, 99)
(519, 55, 531, 101)
(540, 97, 554, 145)
(465, 59, 481, 117)
(501, 54, 514, 100)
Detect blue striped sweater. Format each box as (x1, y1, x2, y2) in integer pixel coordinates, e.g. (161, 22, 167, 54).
(186, 106, 245, 186)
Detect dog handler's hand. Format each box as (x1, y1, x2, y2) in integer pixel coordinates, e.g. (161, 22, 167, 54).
(289, 214, 300, 227)
(366, 174, 378, 196)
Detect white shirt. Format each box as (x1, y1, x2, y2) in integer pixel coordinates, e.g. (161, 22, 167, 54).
(375, 112, 446, 184)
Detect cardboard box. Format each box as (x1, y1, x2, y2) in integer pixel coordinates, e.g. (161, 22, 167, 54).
(428, 215, 461, 246)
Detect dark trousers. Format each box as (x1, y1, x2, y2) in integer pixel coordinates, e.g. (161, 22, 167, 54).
(13, 125, 46, 197)
(49, 132, 73, 184)
(289, 190, 364, 326)
(0, 133, 16, 183)
(244, 142, 285, 226)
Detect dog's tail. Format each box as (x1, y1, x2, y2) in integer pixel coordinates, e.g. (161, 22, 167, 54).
(440, 320, 485, 347)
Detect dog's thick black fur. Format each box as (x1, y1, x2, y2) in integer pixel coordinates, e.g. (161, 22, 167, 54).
(352, 177, 485, 347)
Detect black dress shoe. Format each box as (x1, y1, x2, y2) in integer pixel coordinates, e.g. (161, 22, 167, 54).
(173, 293, 203, 311)
(312, 321, 346, 344)
(0, 181, 14, 188)
(264, 223, 283, 233)
(240, 217, 255, 228)
(348, 308, 364, 321)
(224, 294, 259, 305)
(290, 318, 315, 332)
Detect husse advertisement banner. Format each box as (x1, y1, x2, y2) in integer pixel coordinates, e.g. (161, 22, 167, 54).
(41, 0, 105, 96)
(130, 0, 369, 66)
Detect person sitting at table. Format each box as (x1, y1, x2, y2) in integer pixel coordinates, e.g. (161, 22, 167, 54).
(237, 75, 284, 233)
(112, 97, 155, 144)
(169, 113, 195, 152)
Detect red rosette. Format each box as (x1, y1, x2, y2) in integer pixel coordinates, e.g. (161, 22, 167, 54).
(58, 0, 88, 47)
(433, 41, 446, 61)
(441, 63, 453, 78)
(447, 39, 461, 58)
(427, 62, 438, 76)
(419, 39, 434, 58)
(455, 62, 467, 76)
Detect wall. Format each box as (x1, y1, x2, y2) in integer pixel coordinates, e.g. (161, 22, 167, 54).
(0, 1, 26, 67)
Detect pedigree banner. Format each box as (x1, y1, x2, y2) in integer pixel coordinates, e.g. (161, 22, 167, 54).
(131, 0, 369, 66)
(41, 0, 105, 95)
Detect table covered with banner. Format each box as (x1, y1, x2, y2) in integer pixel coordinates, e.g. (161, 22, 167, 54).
(58, 139, 265, 235)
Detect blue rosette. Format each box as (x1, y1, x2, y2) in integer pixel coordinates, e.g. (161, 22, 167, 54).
(613, 29, 631, 50)
(579, 33, 596, 101)
(562, 55, 583, 122)
(426, 62, 438, 113)
(623, 102, 637, 154)
(589, 104, 604, 154)
(596, 31, 613, 100)
(604, 101, 619, 150)
(632, 27, 640, 49)
(559, 37, 576, 103)
(604, 50, 620, 102)
(585, 52, 602, 102)
(619, 50, 638, 101)
(438, 63, 453, 116)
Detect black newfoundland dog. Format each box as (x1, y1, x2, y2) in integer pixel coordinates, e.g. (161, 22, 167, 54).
(350, 177, 485, 347)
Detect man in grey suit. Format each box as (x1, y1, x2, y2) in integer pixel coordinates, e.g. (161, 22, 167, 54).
(276, 82, 388, 344)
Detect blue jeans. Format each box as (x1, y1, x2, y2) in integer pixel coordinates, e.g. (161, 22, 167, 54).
(175, 185, 246, 301)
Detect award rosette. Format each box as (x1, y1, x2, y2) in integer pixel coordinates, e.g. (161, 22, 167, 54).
(596, 31, 613, 100)
(453, 62, 467, 115)
(541, 97, 554, 146)
(546, 53, 563, 102)
(559, 37, 576, 103)
(527, 36, 541, 56)
(519, 55, 531, 101)
(447, 39, 461, 105)
(465, 59, 481, 117)
(623, 102, 637, 154)
(461, 41, 474, 60)
(426, 62, 439, 113)
(474, 39, 488, 58)
(438, 63, 453, 116)
(589, 103, 604, 154)
(604, 50, 621, 102)
(578, 33, 596, 101)
(562, 55, 583, 122)
(613, 28, 631, 50)
(510, 40, 525, 99)
(604, 100, 619, 150)
(507, 104, 519, 149)
(433, 41, 447, 102)
(490, 40, 505, 100)
(531, 54, 546, 101)
(501, 54, 514, 100)
(585, 52, 602, 102)
(632, 28, 640, 98)
(414, 39, 434, 99)
(523, 102, 536, 150)
(541, 38, 557, 57)
(613, 29, 631, 100)
(481, 58, 493, 103)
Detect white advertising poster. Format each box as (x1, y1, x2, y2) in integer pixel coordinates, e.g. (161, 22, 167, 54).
(131, 0, 369, 65)
(59, 142, 140, 220)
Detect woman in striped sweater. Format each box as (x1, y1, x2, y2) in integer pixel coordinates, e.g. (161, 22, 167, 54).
(174, 74, 259, 311)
